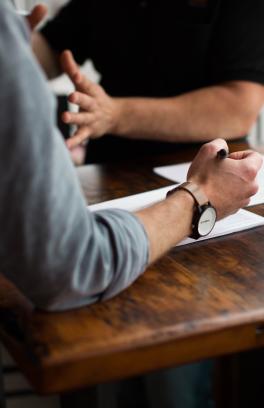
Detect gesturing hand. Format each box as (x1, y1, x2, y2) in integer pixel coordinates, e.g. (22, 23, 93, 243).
(60, 50, 118, 149)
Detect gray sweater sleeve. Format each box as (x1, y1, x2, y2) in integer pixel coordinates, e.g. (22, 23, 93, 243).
(0, 3, 149, 311)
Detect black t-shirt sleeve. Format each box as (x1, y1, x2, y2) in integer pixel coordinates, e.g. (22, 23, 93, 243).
(207, 0, 264, 85)
(41, 0, 91, 65)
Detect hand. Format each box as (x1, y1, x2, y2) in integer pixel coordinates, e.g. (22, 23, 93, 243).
(188, 139, 262, 219)
(26, 4, 47, 31)
(60, 50, 118, 149)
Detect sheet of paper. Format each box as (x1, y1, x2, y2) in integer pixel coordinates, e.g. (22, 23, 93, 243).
(154, 162, 190, 184)
(89, 187, 264, 247)
(154, 155, 264, 207)
(177, 209, 264, 246)
(90, 184, 177, 212)
(250, 160, 264, 205)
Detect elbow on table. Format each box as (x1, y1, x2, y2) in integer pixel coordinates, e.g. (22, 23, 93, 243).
(9, 267, 99, 313)
(29, 292, 72, 312)
(239, 110, 261, 138)
(217, 109, 261, 141)
(25, 286, 97, 312)
(226, 82, 264, 140)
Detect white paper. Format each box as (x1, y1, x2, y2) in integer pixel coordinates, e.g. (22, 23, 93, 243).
(154, 155, 264, 207)
(250, 159, 264, 206)
(177, 209, 264, 246)
(89, 187, 264, 247)
(90, 184, 177, 212)
(154, 162, 190, 184)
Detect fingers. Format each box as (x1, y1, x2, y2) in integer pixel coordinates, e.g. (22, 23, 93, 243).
(229, 150, 263, 172)
(228, 150, 252, 160)
(68, 92, 94, 111)
(66, 127, 91, 149)
(26, 4, 47, 30)
(193, 139, 229, 165)
(60, 50, 96, 95)
(60, 50, 79, 82)
(62, 111, 93, 126)
(227, 150, 263, 181)
(207, 138, 229, 152)
(201, 138, 229, 157)
(187, 138, 229, 180)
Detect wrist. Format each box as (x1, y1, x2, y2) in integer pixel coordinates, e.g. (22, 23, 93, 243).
(166, 187, 195, 208)
(166, 188, 195, 237)
(110, 98, 126, 135)
(167, 182, 217, 239)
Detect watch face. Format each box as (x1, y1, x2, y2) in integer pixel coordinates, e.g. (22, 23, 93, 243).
(198, 207, 217, 237)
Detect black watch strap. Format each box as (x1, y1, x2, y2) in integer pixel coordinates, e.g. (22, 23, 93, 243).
(167, 181, 209, 206)
(167, 182, 216, 240)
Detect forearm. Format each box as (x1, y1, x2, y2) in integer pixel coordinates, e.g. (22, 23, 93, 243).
(113, 82, 263, 142)
(0, 9, 150, 311)
(136, 190, 193, 264)
(32, 31, 61, 79)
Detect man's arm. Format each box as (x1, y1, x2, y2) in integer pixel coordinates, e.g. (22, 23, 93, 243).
(32, 31, 61, 78)
(26, 5, 61, 79)
(137, 142, 261, 263)
(0, 3, 261, 313)
(0, 5, 150, 311)
(31, 0, 90, 80)
(60, 52, 264, 148)
(112, 81, 264, 142)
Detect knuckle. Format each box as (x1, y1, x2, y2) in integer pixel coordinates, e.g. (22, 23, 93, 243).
(212, 138, 227, 149)
(250, 181, 259, 196)
(254, 152, 263, 169)
(244, 165, 258, 180)
(214, 137, 226, 144)
(201, 140, 223, 156)
(90, 100, 96, 110)
(242, 198, 251, 208)
(200, 142, 214, 155)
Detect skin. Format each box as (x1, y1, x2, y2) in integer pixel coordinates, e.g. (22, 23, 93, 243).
(26, 4, 47, 30)
(32, 26, 60, 77)
(57, 50, 264, 149)
(136, 138, 262, 263)
(31, 34, 264, 150)
(26, 8, 263, 291)
(29, 14, 263, 264)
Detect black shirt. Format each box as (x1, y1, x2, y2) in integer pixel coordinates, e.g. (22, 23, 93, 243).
(42, 0, 264, 162)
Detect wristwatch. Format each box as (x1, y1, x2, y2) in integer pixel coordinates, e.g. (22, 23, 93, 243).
(167, 181, 217, 239)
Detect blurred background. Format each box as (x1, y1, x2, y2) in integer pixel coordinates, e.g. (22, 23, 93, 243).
(12, 0, 264, 149)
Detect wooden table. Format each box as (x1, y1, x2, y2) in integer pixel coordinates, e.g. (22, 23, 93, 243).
(1, 142, 264, 395)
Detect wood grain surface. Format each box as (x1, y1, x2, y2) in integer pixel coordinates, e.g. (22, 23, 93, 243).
(1, 142, 264, 394)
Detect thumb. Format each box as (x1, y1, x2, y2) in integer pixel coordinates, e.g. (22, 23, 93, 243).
(60, 50, 79, 82)
(26, 4, 47, 31)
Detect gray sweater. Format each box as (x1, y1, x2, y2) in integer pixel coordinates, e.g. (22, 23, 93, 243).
(0, 1, 149, 311)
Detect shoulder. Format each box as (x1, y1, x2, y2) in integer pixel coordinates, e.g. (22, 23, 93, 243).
(0, 1, 29, 46)
(0, 2, 32, 80)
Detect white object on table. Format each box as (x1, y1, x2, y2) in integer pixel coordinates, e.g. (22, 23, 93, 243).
(89, 186, 264, 247)
(153, 155, 264, 207)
